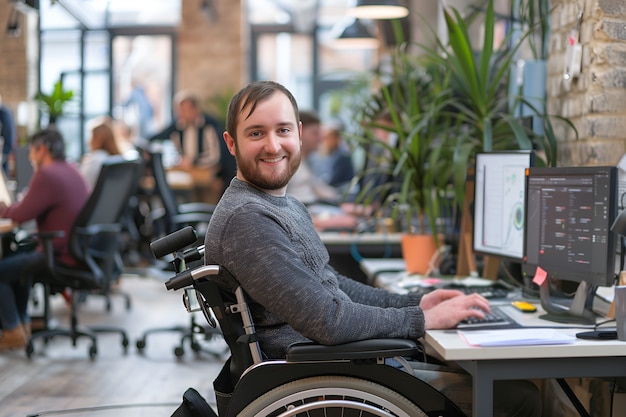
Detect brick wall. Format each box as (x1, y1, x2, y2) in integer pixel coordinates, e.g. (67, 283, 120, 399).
(0, 0, 29, 139)
(0, 0, 244, 130)
(177, 0, 244, 116)
(548, 0, 626, 166)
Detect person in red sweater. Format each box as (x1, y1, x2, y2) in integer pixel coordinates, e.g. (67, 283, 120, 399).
(0, 128, 90, 351)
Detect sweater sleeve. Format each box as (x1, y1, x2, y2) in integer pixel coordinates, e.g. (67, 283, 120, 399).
(336, 272, 423, 308)
(1, 170, 51, 222)
(216, 205, 424, 345)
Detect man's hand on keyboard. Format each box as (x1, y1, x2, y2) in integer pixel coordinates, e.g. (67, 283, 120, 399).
(421, 290, 491, 330)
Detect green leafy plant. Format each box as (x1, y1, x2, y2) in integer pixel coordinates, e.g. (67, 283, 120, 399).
(421, 1, 575, 203)
(341, 0, 576, 243)
(34, 78, 74, 125)
(348, 51, 455, 240)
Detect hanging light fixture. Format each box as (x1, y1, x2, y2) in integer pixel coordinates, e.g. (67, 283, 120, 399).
(348, 0, 409, 20)
(333, 18, 379, 50)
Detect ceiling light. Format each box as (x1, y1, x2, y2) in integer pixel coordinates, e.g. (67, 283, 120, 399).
(333, 19, 379, 50)
(347, 0, 409, 20)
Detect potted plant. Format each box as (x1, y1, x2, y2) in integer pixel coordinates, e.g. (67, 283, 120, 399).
(344, 49, 455, 275)
(34, 78, 74, 126)
(340, 0, 575, 275)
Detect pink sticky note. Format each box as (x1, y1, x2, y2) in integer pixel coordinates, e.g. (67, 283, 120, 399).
(533, 266, 548, 286)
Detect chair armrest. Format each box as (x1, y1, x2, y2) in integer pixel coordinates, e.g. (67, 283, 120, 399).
(285, 338, 421, 362)
(170, 212, 214, 227)
(24, 230, 65, 267)
(179, 202, 215, 214)
(28, 230, 65, 241)
(74, 224, 122, 237)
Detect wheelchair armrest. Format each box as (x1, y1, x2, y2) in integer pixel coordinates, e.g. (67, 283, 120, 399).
(285, 338, 420, 362)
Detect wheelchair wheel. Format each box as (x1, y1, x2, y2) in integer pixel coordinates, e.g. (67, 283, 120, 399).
(237, 376, 427, 417)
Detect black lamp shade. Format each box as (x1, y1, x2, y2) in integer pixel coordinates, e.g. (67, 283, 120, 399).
(334, 19, 379, 49)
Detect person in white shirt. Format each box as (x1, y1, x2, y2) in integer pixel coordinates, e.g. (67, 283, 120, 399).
(80, 116, 121, 190)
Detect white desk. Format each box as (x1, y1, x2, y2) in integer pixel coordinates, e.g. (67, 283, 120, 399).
(425, 306, 626, 417)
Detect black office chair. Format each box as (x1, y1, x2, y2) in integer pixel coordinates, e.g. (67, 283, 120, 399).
(135, 153, 222, 357)
(135, 227, 224, 358)
(148, 150, 215, 239)
(25, 157, 142, 359)
(153, 228, 466, 417)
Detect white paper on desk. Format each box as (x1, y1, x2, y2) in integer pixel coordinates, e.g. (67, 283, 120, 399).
(459, 329, 576, 347)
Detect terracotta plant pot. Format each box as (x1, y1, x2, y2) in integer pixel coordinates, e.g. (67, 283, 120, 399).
(401, 234, 441, 275)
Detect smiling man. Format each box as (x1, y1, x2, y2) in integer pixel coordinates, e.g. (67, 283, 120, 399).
(204, 80, 541, 417)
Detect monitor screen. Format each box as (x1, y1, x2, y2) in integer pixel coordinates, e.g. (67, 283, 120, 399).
(522, 166, 618, 288)
(472, 151, 535, 261)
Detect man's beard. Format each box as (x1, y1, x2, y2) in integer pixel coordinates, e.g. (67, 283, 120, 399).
(235, 146, 301, 191)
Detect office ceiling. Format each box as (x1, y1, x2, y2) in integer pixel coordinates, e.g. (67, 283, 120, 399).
(35, 0, 353, 31)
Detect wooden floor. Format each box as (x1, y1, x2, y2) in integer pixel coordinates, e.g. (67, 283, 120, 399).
(0, 267, 227, 417)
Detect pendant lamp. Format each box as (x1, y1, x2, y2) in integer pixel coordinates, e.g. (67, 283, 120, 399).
(334, 18, 379, 49)
(348, 0, 409, 20)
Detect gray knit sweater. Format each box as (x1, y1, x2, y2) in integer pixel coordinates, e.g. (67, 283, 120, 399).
(204, 178, 424, 359)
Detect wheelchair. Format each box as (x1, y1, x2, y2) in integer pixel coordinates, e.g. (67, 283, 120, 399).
(152, 227, 466, 417)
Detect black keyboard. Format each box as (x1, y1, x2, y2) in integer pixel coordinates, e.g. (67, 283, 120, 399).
(457, 306, 517, 329)
(442, 282, 512, 299)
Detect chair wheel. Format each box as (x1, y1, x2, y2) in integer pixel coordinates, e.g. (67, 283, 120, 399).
(174, 346, 185, 357)
(25, 342, 34, 359)
(89, 344, 98, 360)
(136, 339, 146, 351)
(191, 342, 202, 352)
(122, 337, 129, 354)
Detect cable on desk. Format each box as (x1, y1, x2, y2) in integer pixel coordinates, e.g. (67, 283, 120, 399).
(594, 318, 616, 330)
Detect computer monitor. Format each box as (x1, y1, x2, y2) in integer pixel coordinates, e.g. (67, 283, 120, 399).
(522, 165, 618, 324)
(472, 151, 535, 261)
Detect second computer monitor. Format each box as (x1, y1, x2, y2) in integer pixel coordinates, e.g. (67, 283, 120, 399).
(472, 151, 535, 261)
(522, 165, 618, 289)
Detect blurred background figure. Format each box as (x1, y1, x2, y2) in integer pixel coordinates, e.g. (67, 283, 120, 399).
(309, 123, 354, 193)
(0, 93, 16, 178)
(149, 90, 235, 203)
(287, 110, 340, 205)
(80, 116, 122, 190)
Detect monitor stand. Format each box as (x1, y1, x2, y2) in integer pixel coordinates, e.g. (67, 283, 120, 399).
(538, 278, 597, 325)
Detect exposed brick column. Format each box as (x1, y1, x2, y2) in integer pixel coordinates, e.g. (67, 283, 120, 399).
(548, 0, 626, 166)
(177, 0, 244, 109)
(0, 0, 29, 137)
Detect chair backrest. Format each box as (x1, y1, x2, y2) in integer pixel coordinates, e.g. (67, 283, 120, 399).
(15, 145, 34, 194)
(68, 156, 142, 263)
(149, 150, 180, 222)
(194, 270, 260, 386)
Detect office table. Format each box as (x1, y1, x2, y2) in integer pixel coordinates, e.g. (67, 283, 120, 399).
(319, 233, 403, 284)
(425, 306, 626, 417)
